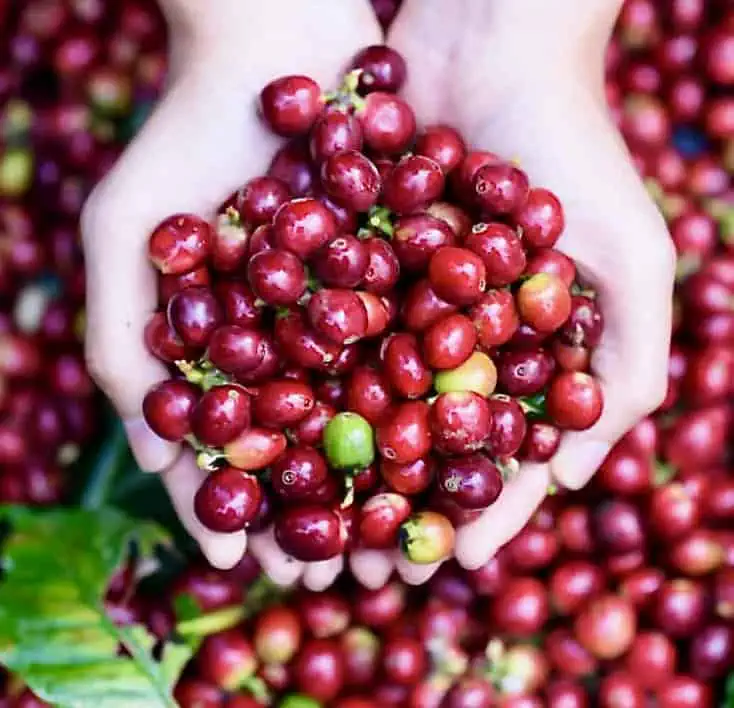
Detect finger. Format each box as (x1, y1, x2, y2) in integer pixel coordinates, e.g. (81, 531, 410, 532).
(161, 450, 247, 569)
(551, 246, 673, 489)
(455, 463, 550, 570)
(349, 549, 395, 589)
(249, 528, 305, 587)
(81, 194, 178, 473)
(302, 556, 344, 592)
(395, 554, 442, 585)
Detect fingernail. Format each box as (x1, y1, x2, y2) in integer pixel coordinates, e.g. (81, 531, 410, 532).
(201, 533, 247, 570)
(552, 440, 611, 490)
(123, 417, 179, 472)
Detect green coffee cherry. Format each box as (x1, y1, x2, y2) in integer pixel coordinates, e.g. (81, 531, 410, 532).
(279, 695, 322, 708)
(323, 412, 375, 470)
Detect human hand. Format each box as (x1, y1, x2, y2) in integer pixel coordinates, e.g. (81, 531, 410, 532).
(384, 0, 675, 575)
(82, 0, 381, 590)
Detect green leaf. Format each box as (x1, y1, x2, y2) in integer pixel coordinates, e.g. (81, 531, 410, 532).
(724, 673, 734, 708)
(653, 460, 677, 486)
(76, 418, 131, 511)
(0, 506, 191, 708)
(519, 393, 546, 418)
(174, 595, 245, 640)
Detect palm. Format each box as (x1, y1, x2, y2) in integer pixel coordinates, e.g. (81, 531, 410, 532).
(388, 8, 673, 569)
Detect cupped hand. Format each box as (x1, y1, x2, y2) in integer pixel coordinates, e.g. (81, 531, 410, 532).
(384, 0, 675, 575)
(82, 0, 381, 590)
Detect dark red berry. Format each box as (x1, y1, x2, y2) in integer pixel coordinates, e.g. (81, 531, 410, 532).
(430, 392, 491, 455)
(310, 107, 364, 163)
(275, 505, 345, 561)
(253, 380, 315, 429)
(414, 124, 466, 174)
(194, 467, 262, 532)
(377, 401, 431, 465)
(308, 289, 368, 345)
(247, 249, 307, 306)
(513, 188, 565, 249)
(191, 385, 251, 447)
(436, 453, 502, 509)
(314, 235, 368, 288)
(148, 213, 212, 274)
(392, 214, 455, 272)
(351, 45, 407, 94)
(272, 198, 337, 260)
(473, 162, 530, 214)
(382, 155, 445, 214)
(546, 372, 604, 430)
(142, 380, 198, 441)
(360, 92, 416, 154)
(428, 246, 486, 306)
(270, 445, 329, 503)
(359, 492, 412, 548)
(260, 75, 322, 136)
(167, 287, 223, 349)
(321, 151, 381, 212)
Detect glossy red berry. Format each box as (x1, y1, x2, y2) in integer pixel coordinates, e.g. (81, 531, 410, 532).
(308, 289, 368, 345)
(430, 392, 491, 456)
(382, 155, 445, 214)
(272, 198, 337, 260)
(546, 372, 604, 430)
(142, 380, 198, 441)
(260, 75, 322, 136)
(351, 45, 407, 94)
(191, 385, 251, 447)
(423, 314, 477, 370)
(247, 249, 307, 306)
(194, 467, 262, 532)
(415, 124, 466, 174)
(392, 214, 455, 272)
(473, 162, 530, 214)
(428, 246, 487, 306)
(360, 92, 416, 154)
(270, 445, 329, 503)
(253, 380, 315, 429)
(167, 287, 223, 349)
(321, 151, 381, 212)
(436, 453, 502, 510)
(359, 492, 412, 548)
(275, 505, 346, 561)
(517, 273, 572, 333)
(513, 188, 565, 248)
(377, 401, 432, 464)
(148, 214, 212, 274)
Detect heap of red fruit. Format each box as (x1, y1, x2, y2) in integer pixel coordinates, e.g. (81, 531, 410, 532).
(103, 542, 734, 708)
(0, 0, 169, 506)
(141, 46, 605, 565)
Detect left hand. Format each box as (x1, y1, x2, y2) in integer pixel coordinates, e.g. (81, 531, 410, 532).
(82, 0, 382, 592)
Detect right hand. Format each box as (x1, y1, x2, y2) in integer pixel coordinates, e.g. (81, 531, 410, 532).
(388, 0, 674, 573)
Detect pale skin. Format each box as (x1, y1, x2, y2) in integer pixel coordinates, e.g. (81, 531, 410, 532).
(82, 0, 675, 590)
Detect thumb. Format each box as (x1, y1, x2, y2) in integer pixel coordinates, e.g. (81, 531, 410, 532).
(551, 251, 673, 489)
(82, 194, 180, 473)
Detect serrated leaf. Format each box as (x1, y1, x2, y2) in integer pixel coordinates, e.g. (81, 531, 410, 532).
(0, 507, 190, 708)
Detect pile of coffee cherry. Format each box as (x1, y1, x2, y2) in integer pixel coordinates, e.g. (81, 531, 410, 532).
(142, 45, 604, 566)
